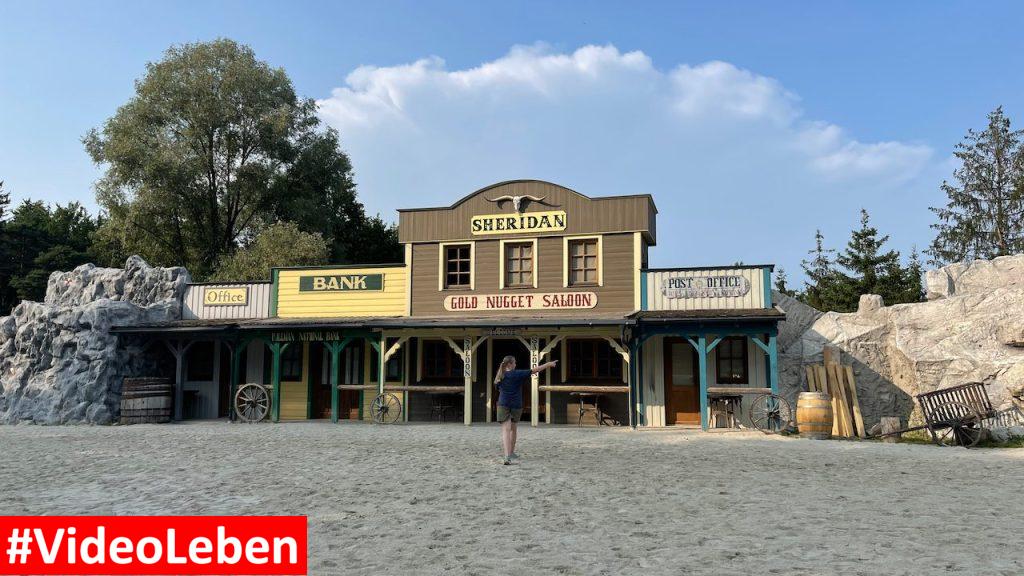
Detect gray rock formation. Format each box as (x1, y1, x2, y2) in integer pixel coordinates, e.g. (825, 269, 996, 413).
(777, 254, 1024, 428)
(0, 257, 188, 424)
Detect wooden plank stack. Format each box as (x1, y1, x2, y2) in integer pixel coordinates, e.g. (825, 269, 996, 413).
(803, 347, 866, 438)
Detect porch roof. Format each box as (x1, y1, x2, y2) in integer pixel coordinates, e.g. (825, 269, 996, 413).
(630, 307, 786, 323)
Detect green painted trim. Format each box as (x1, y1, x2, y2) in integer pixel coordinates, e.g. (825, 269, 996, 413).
(305, 343, 313, 420)
(696, 335, 709, 431)
(269, 342, 284, 422)
(750, 336, 770, 354)
(229, 341, 243, 422)
(640, 272, 648, 310)
(763, 266, 773, 308)
(767, 334, 779, 395)
(271, 263, 406, 272)
(269, 269, 280, 317)
(706, 336, 724, 352)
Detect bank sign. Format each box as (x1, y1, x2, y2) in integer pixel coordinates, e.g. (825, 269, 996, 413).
(299, 274, 384, 292)
(471, 210, 567, 235)
(444, 291, 597, 311)
(662, 275, 750, 299)
(203, 287, 248, 306)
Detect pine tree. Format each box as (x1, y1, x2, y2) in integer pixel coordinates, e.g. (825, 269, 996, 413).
(800, 229, 842, 311)
(833, 209, 901, 309)
(773, 266, 796, 297)
(928, 106, 1024, 265)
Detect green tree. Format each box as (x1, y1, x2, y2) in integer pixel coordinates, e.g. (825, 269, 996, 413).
(212, 221, 329, 282)
(800, 229, 844, 311)
(833, 209, 901, 309)
(773, 266, 796, 297)
(928, 106, 1024, 265)
(84, 38, 397, 279)
(0, 200, 99, 308)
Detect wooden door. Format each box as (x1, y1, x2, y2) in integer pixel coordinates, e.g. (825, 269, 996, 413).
(279, 342, 309, 420)
(664, 338, 700, 425)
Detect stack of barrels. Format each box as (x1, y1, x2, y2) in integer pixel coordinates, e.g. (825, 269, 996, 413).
(119, 378, 172, 424)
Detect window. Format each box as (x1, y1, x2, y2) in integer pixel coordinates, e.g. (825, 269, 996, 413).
(716, 337, 748, 384)
(567, 339, 622, 380)
(371, 343, 404, 382)
(504, 242, 534, 288)
(281, 344, 303, 381)
(444, 244, 472, 288)
(568, 239, 599, 286)
(422, 340, 461, 379)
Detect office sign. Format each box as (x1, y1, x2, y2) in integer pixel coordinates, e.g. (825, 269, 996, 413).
(444, 291, 597, 311)
(470, 210, 567, 235)
(203, 287, 248, 306)
(661, 275, 750, 299)
(299, 274, 383, 292)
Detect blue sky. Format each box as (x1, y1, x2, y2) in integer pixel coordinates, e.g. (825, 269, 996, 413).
(2, 1, 1021, 282)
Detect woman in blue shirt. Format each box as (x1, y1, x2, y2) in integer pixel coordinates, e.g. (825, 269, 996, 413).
(493, 355, 558, 465)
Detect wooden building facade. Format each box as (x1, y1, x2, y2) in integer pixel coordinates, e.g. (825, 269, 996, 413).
(114, 180, 784, 430)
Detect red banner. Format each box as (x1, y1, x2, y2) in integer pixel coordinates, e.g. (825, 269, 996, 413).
(0, 516, 307, 575)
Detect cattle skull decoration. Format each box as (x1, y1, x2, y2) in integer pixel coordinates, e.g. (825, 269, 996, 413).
(485, 194, 559, 213)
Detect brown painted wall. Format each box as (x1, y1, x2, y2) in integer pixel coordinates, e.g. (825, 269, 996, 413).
(399, 180, 656, 244)
(410, 232, 637, 316)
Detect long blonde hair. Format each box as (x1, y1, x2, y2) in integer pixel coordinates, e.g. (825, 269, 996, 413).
(493, 355, 516, 385)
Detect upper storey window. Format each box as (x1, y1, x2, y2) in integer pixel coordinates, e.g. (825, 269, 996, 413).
(444, 244, 472, 289)
(504, 241, 535, 288)
(568, 238, 599, 286)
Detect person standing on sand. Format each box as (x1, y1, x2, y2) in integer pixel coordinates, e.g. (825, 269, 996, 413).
(493, 355, 558, 465)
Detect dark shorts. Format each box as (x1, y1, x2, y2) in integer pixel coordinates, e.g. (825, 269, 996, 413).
(497, 406, 523, 423)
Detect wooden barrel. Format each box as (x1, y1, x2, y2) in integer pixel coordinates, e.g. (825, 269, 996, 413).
(797, 392, 833, 439)
(120, 378, 172, 424)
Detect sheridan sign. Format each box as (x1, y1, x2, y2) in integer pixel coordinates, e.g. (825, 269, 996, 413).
(299, 274, 384, 292)
(444, 291, 597, 311)
(471, 210, 567, 235)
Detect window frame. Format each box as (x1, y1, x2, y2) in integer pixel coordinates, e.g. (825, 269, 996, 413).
(566, 338, 623, 381)
(499, 238, 538, 289)
(280, 343, 304, 382)
(438, 241, 475, 291)
(563, 235, 603, 287)
(715, 336, 748, 385)
(420, 339, 462, 380)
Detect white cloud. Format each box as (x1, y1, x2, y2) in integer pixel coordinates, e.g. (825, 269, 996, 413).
(318, 44, 939, 276)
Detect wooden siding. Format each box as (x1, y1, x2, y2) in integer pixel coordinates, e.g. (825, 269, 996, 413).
(410, 233, 637, 316)
(399, 180, 656, 244)
(182, 283, 271, 320)
(644, 267, 769, 311)
(275, 266, 407, 318)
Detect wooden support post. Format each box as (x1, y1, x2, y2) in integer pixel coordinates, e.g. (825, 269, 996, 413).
(325, 339, 351, 424)
(378, 334, 386, 396)
(229, 340, 244, 422)
(163, 339, 193, 422)
(463, 336, 473, 426)
(628, 339, 637, 428)
(767, 332, 779, 395)
(485, 338, 493, 423)
(687, 335, 710, 431)
(530, 336, 540, 427)
(268, 342, 288, 423)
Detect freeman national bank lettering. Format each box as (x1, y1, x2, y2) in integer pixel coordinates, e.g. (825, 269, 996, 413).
(121, 179, 784, 433)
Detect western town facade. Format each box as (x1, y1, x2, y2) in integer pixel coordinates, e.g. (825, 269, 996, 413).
(116, 180, 784, 429)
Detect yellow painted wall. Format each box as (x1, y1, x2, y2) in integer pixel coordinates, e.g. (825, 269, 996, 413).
(280, 343, 309, 421)
(276, 266, 408, 318)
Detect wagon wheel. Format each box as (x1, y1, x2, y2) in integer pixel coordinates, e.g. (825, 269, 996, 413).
(930, 401, 984, 448)
(371, 393, 403, 424)
(748, 393, 793, 434)
(234, 383, 270, 423)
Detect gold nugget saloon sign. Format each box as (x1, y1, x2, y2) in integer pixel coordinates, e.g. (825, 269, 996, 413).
(471, 210, 567, 235)
(444, 291, 597, 311)
(299, 274, 384, 292)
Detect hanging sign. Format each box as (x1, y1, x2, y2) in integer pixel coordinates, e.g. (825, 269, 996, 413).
(444, 291, 597, 311)
(470, 210, 567, 235)
(203, 287, 248, 306)
(662, 275, 750, 299)
(299, 274, 383, 292)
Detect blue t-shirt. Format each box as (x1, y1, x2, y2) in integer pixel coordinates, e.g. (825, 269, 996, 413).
(496, 369, 531, 409)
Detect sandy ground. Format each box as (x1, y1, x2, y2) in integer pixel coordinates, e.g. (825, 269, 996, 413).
(1, 422, 1022, 576)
